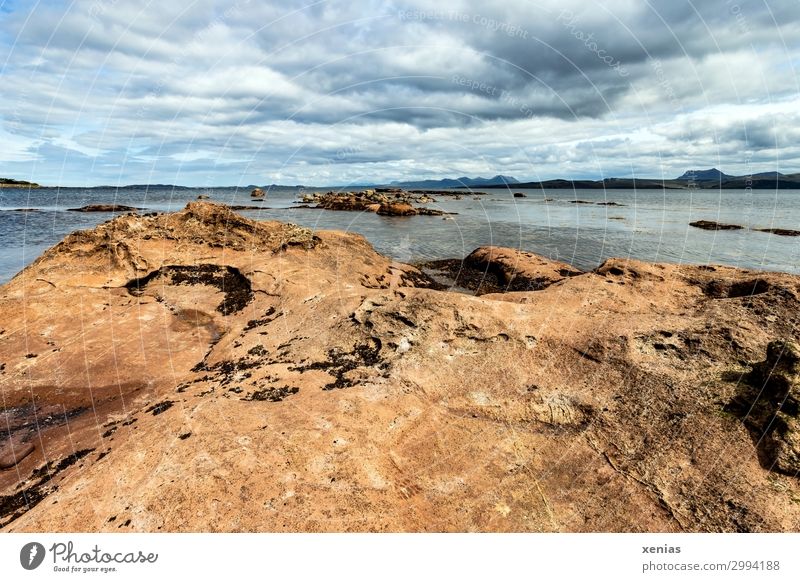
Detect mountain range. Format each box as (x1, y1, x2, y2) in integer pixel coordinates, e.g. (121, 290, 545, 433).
(4, 169, 800, 190)
(387, 175, 519, 189)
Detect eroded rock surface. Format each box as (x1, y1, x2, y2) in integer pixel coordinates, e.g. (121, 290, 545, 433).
(1, 202, 799, 533)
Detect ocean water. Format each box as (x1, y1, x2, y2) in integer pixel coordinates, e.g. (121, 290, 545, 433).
(1, 186, 798, 284)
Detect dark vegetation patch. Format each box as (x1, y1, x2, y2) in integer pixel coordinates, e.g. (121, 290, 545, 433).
(125, 264, 253, 315)
(243, 307, 280, 331)
(247, 345, 268, 357)
(291, 339, 383, 390)
(1, 404, 88, 443)
(242, 386, 299, 402)
(0, 448, 94, 527)
(145, 401, 174, 416)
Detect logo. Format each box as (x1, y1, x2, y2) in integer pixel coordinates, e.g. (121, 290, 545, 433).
(20, 542, 46, 570)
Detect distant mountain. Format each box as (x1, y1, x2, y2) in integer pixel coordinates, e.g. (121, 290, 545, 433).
(750, 171, 786, 179)
(673, 169, 800, 189)
(676, 168, 734, 181)
(388, 175, 519, 189)
(486, 177, 681, 190)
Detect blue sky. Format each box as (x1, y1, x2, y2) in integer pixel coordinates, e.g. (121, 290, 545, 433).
(1, 0, 799, 186)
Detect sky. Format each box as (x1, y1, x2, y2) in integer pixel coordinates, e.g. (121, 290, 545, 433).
(1, 0, 799, 187)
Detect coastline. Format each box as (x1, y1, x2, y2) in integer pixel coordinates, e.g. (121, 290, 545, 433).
(1, 202, 799, 532)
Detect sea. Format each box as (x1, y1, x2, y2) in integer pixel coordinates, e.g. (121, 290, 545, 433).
(1, 186, 798, 284)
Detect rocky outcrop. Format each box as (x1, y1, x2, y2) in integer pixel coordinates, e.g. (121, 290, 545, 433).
(377, 202, 416, 216)
(2, 202, 800, 533)
(303, 190, 446, 216)
(465, 246, 582, 291)
(250, 188, 265, 198)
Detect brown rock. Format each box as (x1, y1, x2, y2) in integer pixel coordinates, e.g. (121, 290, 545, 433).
(376, 202, 416, 216)
(464, 246, 583, 291)
(2, 203, 800, 533)
(250, 188, 265, 198)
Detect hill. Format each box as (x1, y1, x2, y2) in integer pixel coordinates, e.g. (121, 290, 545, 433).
(0, 178, 40, 188)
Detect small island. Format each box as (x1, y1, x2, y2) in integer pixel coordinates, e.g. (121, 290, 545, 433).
(0, 178, 40, 189)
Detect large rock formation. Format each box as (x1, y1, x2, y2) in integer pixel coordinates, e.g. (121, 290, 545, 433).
(1, 202, 800, 532)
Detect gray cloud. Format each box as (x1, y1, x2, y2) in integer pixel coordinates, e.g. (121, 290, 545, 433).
(1, 0, 798, 185)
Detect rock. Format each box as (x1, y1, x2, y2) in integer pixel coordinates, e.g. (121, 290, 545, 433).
(251, 188, 265, 198)
(464, 246, 583, 291)
(415, 207, 445, 216)
(690, 220, 745, 231)
(66, 205, 142, 213)
(316, 194, 372, 212)
(4, 203, 800, 532)
(513, 192, 526, 198)
(196, 194, 210, 200)
(376, 202, 417, 216)
(754, 228, 800, 237)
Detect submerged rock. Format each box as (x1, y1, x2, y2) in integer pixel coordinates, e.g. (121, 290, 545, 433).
(67, 205, 142, 213)
(690, 220, 744, 231)
(754, 228, 800, 237)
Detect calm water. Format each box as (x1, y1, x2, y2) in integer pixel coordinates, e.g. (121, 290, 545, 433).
(1, 186, 798, 284)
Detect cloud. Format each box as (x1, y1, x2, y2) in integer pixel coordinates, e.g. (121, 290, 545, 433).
(0, 0, 798, 185)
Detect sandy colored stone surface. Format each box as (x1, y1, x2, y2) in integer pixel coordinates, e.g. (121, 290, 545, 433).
(1, 202, 799, 532)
